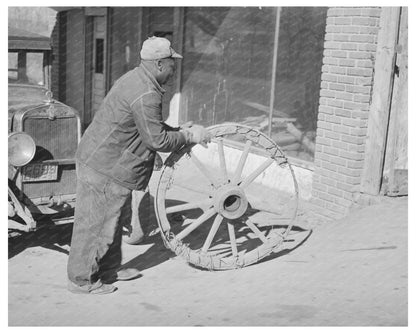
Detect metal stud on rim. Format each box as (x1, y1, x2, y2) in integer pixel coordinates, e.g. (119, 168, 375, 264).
(155, 123, 299, 270)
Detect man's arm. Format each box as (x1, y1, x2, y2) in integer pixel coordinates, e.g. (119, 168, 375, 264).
(131, 92, 187, 152)
(161, 122, 179, 132)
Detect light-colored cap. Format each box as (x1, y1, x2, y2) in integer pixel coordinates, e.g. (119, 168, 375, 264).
(140, 36, 183, 60)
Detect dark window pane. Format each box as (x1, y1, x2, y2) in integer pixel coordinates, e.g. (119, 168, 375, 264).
(181, 7, 275, 128)
(272, 7, 327, 162)
(181, 7, 327, 162)
(95, 38, 104, 73)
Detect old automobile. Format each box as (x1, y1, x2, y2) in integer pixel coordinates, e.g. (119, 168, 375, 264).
(8, 27, 81, 234)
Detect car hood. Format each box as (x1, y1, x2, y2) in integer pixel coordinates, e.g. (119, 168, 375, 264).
(8, 84, 49, 110)
(8, 84, 81, 134)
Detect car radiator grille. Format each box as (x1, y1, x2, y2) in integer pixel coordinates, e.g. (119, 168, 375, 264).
(24, 117, 78, 159)
(22, 117, 78, 199)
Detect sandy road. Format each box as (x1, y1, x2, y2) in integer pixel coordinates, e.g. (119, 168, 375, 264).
(8, 193, 407, 326)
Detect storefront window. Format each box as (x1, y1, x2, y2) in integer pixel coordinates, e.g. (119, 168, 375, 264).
(180, 7, 327, 162)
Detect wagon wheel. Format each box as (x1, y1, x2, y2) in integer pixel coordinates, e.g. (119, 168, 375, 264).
(155, 123, 299, 270)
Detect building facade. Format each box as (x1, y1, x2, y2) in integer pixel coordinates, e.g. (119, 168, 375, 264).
(312, 7, 408, 219)
(50, 7, 408, 220)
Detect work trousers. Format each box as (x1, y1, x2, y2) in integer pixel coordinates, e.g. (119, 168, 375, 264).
(67, 162, 132, 286)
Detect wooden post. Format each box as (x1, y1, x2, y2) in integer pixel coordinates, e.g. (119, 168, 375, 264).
(268, 7, 281, 138)
(172, 7, 185, 126)
(104, 7, 111, 95)
(83, 14, 94, 127)
(360, 7, 401, 196)
(383, 7, 408, 196)
(173, 7, 184, 94)
(43, 50, 52, 90)
(17, 51, 27, 82)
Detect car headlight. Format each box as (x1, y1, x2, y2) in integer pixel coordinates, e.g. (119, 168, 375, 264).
(8, 132, 36, 167)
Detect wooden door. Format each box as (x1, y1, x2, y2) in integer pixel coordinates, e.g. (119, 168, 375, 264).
(91, 15, 107, 116)
(382, 7, 408, 196)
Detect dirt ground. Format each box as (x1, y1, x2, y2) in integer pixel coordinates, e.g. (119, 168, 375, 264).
(8, 170, 408, 326)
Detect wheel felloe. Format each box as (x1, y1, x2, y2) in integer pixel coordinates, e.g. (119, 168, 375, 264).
(155, 123, 299, 270)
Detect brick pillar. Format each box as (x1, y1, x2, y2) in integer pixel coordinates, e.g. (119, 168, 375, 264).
(311, 7, 382, 220)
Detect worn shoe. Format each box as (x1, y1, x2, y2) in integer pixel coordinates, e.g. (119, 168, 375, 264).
(67, 280, 117, 295)
(101, 268, 142, 283)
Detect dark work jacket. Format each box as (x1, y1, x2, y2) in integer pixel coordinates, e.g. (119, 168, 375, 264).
(76, 65, 187, 190)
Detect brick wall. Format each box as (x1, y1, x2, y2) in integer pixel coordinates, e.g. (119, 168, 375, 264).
(311, 7, 382, 220)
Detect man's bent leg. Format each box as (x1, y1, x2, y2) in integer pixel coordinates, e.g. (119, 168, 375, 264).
(67, 163, 131, 288)
(121, 190, 146, 245)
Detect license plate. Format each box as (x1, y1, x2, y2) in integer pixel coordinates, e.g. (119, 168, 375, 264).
(22, 163, 58, 182)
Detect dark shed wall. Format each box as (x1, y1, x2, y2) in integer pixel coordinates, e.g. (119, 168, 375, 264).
(147, 7, 175, 121)
(65, 9, 86, 119)
(51, 11, 66, 102)
(108, 7, 141, 86)
(109, 7, 175, 120)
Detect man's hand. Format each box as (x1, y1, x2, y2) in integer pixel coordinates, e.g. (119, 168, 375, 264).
(182, 124, 211, 146)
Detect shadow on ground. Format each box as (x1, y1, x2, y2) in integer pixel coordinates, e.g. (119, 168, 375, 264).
(9, 192, 312, 273)
(123, 193, 313, 271)
(8, 193, 176, 273)
(8, 223, 73, 259)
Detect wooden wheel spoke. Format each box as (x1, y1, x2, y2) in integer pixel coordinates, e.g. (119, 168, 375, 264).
(189, 152, 218, 187)
(227, 222, 238, 257)
(231, 140, 252, 185)
(155, 124, 299, 270)
(175, 207, 216, 241)
(171, 183, 213, 196)
(240, 158, 274, 189)
(166, 198, 213, 214)
(201, 214, 224, 254)
(245, 218, 268, 243)
(217, 139, 228, 183)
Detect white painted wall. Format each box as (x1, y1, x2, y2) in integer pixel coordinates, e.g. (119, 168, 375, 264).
(192, 143, 313, 200)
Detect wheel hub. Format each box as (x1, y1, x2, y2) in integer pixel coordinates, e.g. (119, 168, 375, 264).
(213, 185, 248, 219)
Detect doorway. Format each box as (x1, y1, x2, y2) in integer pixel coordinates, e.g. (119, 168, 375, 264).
(91, 16, 107, 116)
(84, 8, 108, 127)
